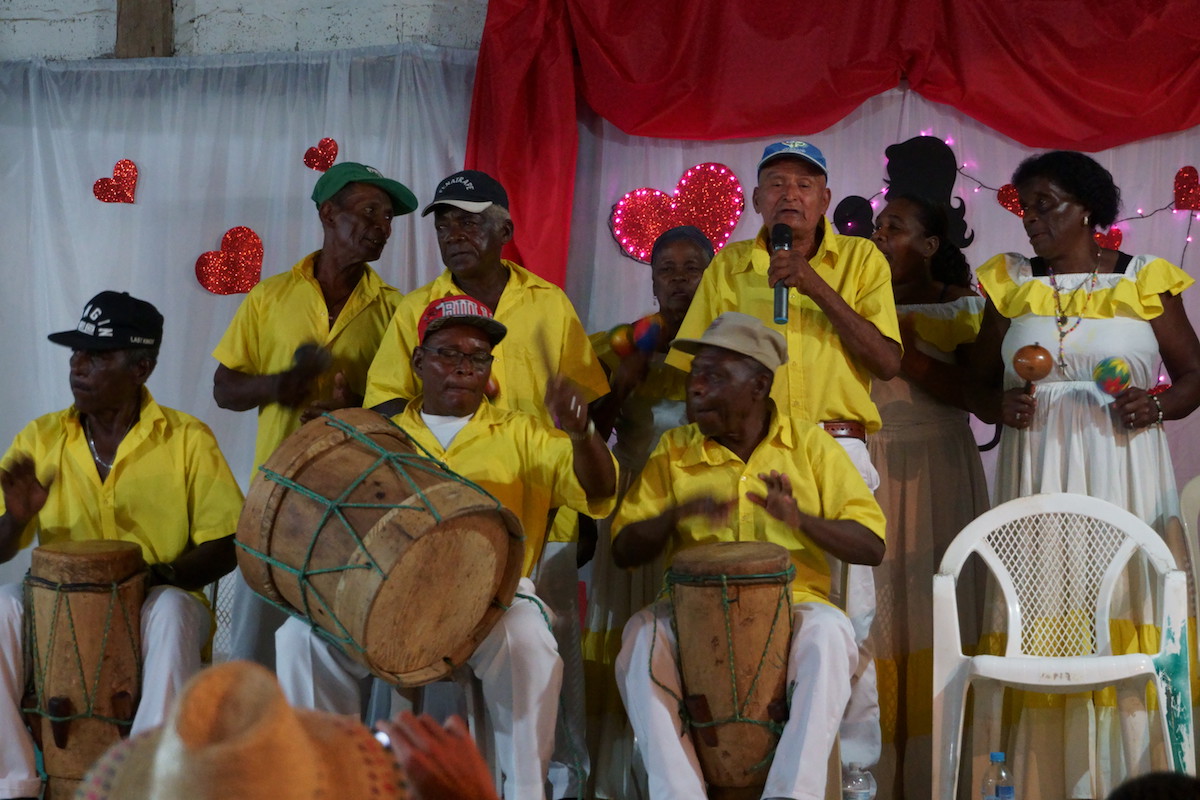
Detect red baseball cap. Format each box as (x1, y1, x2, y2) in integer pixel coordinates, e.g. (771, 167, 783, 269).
(417, 295, 507, 346)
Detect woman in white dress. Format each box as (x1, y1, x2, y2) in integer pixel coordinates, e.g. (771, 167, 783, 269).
(969, 151, 1200, 798)
(868, 194, 990, 799)
(581, 226, 713, 799)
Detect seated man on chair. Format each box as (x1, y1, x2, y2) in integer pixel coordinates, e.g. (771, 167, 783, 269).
(276, 295, 617, 800)
(612, 312, 886, 800)
(0, 291, 244, 800)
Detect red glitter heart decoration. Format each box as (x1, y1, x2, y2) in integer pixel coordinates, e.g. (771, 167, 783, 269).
(304, 138, 339, 172)
(1094, 227, 1123, 250)
(93, 160, 138, 204)
(1174, 166, 1200, 211)
(611, 163, 744, 262)
(195, 227, 264, 295)
(997, 183, 1022, 217)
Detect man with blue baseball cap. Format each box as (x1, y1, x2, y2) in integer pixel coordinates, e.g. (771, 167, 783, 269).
(211, 161, 418, 668)
(666, 140, 902, 776)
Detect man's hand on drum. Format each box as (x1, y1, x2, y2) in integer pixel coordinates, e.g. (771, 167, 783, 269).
(0, 454, 51, 528)
(376, 711, 500, 800)
(746, 470, 801, 528)
(674, 495, 736, 526)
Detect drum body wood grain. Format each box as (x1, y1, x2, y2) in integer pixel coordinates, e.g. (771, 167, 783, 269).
(669, 541, 794, 799)
(237, 408, 524, 687)
(24, 539, 146, 799)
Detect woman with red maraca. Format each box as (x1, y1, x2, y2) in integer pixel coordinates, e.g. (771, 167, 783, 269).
(969, 151, 1200, 798)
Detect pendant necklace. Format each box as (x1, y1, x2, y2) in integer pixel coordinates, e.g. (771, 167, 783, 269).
(1047, 247, 1102, 369)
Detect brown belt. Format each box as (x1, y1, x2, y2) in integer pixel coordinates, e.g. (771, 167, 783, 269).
(821, 420, 866, 441)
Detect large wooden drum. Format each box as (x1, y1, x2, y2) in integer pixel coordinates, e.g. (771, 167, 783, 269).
(237, 408, 524, 687)
(668, 541, 795, 800)
(24, 539, 146, 800)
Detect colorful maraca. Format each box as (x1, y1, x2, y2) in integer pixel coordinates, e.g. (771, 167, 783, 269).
(609, 313, 666, 358)
(484, 373, 500, 399)
(1013, 343, 1053, 390)
(1092, 356, 1132, 396)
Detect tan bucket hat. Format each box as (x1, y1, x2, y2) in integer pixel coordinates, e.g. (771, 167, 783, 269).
(74, 661, 406, 799)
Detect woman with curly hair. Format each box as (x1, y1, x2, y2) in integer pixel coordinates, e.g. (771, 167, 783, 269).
(969, 151, 1200, 798)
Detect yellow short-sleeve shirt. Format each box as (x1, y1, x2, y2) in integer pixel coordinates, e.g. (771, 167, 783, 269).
(613, 412, 886, 606)
(667, 219, 900, 433)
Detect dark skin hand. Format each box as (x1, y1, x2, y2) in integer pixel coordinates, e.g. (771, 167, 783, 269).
(611, 495, 735, 569)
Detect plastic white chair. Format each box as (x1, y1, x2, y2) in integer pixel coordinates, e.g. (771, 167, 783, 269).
(931, 493, 1195, 800)
(1179, 474, 1200, 629)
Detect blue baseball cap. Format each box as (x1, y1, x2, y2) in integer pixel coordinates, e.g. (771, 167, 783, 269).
(757, 140, 828, 178)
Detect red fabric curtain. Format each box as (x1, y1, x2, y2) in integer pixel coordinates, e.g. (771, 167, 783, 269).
(467, 0, 1200, 286)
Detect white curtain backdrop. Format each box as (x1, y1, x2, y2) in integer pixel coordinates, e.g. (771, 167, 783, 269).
(0, 44, 477, 582)
(0, 49, 1197, 589)
(566, 88, 1200, 498)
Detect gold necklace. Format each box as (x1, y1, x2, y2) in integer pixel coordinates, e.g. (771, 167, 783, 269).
(1046, 248, 1102, 369)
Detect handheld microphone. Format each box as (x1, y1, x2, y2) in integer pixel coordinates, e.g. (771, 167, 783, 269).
(771, 223, 792, 324)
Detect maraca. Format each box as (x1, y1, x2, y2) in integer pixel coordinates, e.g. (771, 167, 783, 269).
(609, 313, 666, 358)
(484, 374, 500, 399)
(1092, 356, 1132, 397)
(1013, 343, 1053, 391)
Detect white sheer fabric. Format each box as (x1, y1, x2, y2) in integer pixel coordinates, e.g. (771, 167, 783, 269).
(0, 45, 476, 585)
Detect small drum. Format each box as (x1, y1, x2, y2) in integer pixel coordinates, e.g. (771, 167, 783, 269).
(23, 540, 146, 800)
(668, 541, 795, 799)
(237, 408, 524, 687)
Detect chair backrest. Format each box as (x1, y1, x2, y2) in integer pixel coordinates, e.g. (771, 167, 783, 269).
(1182, 474, 1200, 549)
(939, 493, 1177, 658)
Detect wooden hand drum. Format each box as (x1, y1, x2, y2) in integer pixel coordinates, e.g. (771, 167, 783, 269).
(668, 541, 795, 799)
(236, 408, 524, 687)
(23, 539, 147, 800)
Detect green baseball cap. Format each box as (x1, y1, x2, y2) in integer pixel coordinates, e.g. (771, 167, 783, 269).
(311, 162, 418, 215)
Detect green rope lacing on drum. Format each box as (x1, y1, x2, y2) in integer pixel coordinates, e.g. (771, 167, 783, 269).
(647, 565, 796, 776)
(516, 591, 589, 792)
(236, 414, 523, 657)
(21, 576, 143, 726)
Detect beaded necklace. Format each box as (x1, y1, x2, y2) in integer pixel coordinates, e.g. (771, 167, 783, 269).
(1046, 247, 1102, 369)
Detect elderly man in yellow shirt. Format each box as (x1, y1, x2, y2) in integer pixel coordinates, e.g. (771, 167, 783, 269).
(363, 169, 609, 796)
(613, 312, 886, 800)
(276, 295, 617, 800)
(0, 292, 244, 800)
(668, 141, 902, 771)
(211, 161, 417, 668)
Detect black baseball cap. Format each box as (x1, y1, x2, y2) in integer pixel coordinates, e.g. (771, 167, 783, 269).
(421, 170, 509, 217)
(48, 292, 163, 352)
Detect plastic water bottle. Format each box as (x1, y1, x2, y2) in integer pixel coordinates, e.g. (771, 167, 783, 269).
(980, 751, 1015, 800)
(842, 762, 877, 800)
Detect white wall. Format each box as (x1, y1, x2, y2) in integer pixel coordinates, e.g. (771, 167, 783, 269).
(0, 0, 487, 60)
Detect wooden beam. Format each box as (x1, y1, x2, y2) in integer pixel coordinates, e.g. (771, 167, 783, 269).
(115, 0, 174, 58)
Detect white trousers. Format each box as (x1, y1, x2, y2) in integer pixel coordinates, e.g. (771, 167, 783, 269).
(0, 582, 210, 799)
(615, 600, 857, 800)
(830, 437, 882, 769)
(275, 577, 563, 800)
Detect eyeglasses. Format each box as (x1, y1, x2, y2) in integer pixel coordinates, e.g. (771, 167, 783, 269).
(419, 346, 495, 369)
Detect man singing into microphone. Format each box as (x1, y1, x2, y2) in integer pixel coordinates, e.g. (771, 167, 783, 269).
(666, 139, 900, 774)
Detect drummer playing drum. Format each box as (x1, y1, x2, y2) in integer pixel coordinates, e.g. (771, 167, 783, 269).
(275, 295, 618, 800)
(0, 292, 244, 800)
(611, 312, 887, 800)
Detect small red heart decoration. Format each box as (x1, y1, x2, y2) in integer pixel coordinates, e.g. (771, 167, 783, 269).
(610, 163, 744, 262)
(304, 138, 339, 172)
(93, 160, 138, 204)
(195, 226, 264, 295)
(1174, 166, 1200, 211)
(997, 183, 1022, 217)
(1094, 227, 1123, 250)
